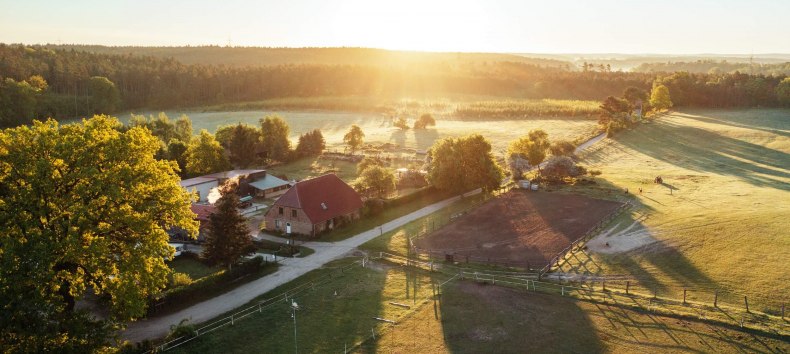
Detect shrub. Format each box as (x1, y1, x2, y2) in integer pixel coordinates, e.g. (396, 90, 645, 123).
(543, 156, 585, 181)
(170, 272, 193, 287)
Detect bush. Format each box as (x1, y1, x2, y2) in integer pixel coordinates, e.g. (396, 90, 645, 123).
(169, 318, 197, 340)
(170, 272, 193, 287)
(543, 156, 585, 181)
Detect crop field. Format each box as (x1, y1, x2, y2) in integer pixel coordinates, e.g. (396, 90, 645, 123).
(412, 190, 623, 267)
(553, 109, 790, 313)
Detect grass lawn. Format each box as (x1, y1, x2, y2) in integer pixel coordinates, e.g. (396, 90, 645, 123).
(252, 239, 315, 258)
(166, 255, 220, 280)
(265, 156, 359, 183)
(553, 109, 790, 314)
(302, 188, 473, 242)
(163, 258, 788, 354)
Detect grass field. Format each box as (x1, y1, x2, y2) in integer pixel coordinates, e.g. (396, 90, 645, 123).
(120, 106, 599, 154)
(163, 258, 788, 354)
(553, 109, 790, 314)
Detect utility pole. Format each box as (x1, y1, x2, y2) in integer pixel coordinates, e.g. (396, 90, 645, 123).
(291, 301, 300, 354)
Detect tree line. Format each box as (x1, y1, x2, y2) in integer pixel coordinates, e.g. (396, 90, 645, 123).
(3, 44, 789, 129)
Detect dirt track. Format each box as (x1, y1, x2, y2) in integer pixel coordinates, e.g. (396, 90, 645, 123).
(414, 190, 622, 266)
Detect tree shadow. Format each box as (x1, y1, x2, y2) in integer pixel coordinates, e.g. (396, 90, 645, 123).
(389, 129, 407, 149)
(676, 110, 790, 138)
(438, 281, 604, 353)
(615, 120, 790, 191)
(413, 128, 439, 152)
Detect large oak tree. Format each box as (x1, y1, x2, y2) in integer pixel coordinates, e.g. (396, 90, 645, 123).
(427, 134, 504, 193)
(0, 116, 198, 352)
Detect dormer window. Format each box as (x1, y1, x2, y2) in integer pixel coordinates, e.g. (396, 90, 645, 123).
(321, 202, 328, 210)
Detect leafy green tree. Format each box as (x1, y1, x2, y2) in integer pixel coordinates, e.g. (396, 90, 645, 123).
(393, 116, 409, 130)
(357, 156, 385, 175)
(413, 113, 436, 129)
(650, 84, 673, 111)
(355, 165, 396, 198)
(185, 129, 230, 176)
(428, 134, 503, 193)
(174, 114, 193, 142)
(0, 116, 198, 352)
(295, 129, 326, 157)
(543, 156, 585, 180)
(203, 181, 254, 270)
(508, 129, 551, 175)
(622, 86, 647, 106)
(549, 140, 576, 157)
(88, 76, 121, 114)
(259, 115, 291, 162)
(775, 77, 790, 106)
(343, 124, 365, 154)
(216, 123, 261, 168)
(167, 139, 189, 175)
(0, 78, 38, 128)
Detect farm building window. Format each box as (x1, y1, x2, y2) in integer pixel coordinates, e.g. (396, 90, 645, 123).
(279, 207, 283, 215)
(292, 209, 297, 218)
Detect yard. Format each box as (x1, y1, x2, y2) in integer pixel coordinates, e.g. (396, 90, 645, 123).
(553, 109, 790, 313)
(167, 254, 220, 280)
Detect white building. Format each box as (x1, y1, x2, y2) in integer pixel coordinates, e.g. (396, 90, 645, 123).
(180, 176, 219, 202)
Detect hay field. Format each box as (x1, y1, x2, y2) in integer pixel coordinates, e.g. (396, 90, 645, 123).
(557, 109, 790, 313)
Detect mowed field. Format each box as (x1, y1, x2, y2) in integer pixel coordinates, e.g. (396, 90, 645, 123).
(164, 259, 789, 354)
(413, 190, 623, 267)
(119, 109, 599, 153)
(557, 109, 790, 313)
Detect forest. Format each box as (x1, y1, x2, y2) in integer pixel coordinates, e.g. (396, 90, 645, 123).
(0, 44, 788, 128)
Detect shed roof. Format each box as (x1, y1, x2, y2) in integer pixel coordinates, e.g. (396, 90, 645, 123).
(248, 174, 290, 191)
(180, 176, 218, 187)
(272, 174, 362, 224)
(203, 169, 266, 180)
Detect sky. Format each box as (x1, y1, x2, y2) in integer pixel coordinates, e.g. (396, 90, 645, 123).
(1, 0, 788, 54)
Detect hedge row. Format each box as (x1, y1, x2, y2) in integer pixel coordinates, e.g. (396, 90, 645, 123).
(148, 256, 266, 315)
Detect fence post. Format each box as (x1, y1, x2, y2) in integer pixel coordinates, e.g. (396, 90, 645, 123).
(602, 281, 606, 292)
(653, 287, 657, 299)
(561, 286, 565, 296)
(714, 290, 718, 307)
(626, 281, 630, 295)
(371, 328, 376, 340)
(231, 314, 234, 326)
(744, 296, 750, 313)
(782, 303, 785, 319)
(683, 289, 687, 304)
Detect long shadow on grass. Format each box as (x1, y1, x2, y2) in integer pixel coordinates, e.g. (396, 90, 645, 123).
(165, 259, 387, 354)
(616, 119, 790, 191)
(438, 281, 604, 354)
(676, 110, 790, 138)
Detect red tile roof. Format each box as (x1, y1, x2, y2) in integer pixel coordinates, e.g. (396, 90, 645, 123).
(273, 174, 362, 224)
(190, 203, 217, 222)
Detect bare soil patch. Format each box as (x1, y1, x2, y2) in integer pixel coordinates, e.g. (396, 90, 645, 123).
(414, 190, 622, 266)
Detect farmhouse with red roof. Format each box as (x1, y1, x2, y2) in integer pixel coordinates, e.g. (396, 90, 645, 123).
(264, 174, 362, 237)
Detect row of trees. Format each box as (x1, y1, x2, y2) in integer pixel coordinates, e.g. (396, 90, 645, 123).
(127, 113, 332, 177)
(3, 44, 787, 128)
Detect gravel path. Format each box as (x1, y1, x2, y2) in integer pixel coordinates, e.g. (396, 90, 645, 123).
(121, 188, 481, 343)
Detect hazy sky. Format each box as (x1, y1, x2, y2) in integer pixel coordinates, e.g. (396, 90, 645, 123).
(1, 0, 788, 53)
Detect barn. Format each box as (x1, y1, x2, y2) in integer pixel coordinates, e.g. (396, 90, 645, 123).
(264, 174, 362, 237)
